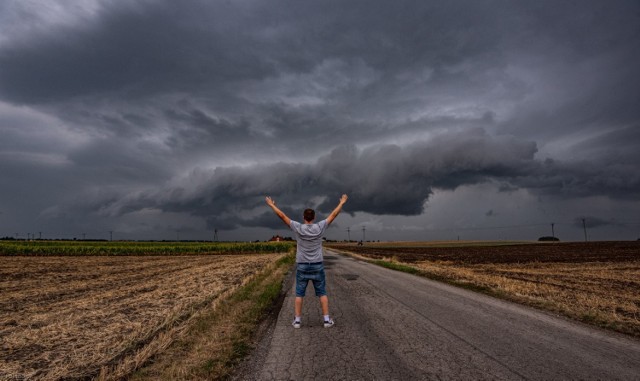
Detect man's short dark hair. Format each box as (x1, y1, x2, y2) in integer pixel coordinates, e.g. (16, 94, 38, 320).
(303, 208, 315, 222)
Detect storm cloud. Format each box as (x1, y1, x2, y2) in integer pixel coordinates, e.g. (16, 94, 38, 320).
(100, 129, 638, 230)
(1, 0, 638, 240)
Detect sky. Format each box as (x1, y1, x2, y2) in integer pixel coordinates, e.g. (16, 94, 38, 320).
(1, 0, 639, 242)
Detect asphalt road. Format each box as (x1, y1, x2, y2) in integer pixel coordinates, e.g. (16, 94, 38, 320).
(236, 249, 640, 380)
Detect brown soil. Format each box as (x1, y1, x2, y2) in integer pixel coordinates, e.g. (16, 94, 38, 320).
(331, 241, 640, 264)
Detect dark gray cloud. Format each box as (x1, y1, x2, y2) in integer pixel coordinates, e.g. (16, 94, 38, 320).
(518, 158, 640, 200)
(568, 124, 640, 165)
(98, 129, 638, 230)
(0, 0, 639, 240)
(0, 1, 277, 103)
(574, 216, 617, 229)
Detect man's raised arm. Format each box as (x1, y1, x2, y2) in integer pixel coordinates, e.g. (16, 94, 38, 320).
(265, 196, 291, 227)
(326, 194, 348, 225)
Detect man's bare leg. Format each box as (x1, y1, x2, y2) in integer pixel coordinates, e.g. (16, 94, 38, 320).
(295, 296, 303, 317)
(320, 295, 329, 315)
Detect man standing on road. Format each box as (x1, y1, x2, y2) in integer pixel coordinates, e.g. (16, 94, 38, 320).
(265, 194, 348, 328)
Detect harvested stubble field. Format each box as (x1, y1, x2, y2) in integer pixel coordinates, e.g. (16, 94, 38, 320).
(330, 241, 640, 337)
(0, 251, 286, 380)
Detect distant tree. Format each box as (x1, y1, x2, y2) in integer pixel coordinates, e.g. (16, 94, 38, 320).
(538, 236, 560, 242)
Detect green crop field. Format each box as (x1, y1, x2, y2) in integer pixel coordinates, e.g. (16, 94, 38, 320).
(0, 240, 294, 256)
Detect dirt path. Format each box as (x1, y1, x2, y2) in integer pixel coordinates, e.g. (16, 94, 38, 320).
(236, 250, 640, 380)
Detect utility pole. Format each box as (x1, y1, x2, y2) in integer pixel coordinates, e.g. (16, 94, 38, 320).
(362, 226, 366, 242)
(347, 227, 351, 242)
(551, 223, 555, 240)
(39, 232, 42, 240)
(27, 233, 30, 240)
(82, 233, 86, 240)
(214, 229, 218, 242)
(582, 218, 588, 242)
(109, 231, 113, 242)
(176, 230, 180, 241)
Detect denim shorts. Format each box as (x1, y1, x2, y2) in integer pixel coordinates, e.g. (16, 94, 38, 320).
(295, 262, 326, 297)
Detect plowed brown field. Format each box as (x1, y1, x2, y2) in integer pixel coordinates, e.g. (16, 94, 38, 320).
(0, 254, 282, 380)
(333, 241, 639, 264)
(330, 241, 640, 337)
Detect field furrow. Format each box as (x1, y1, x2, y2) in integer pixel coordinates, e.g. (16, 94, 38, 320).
(0, 253, 284, 380)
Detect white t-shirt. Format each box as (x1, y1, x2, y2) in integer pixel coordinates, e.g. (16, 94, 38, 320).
(289, 219, 328, 263)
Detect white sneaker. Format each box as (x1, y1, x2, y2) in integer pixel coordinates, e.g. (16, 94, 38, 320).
(293, 320, 301, 329)
(323, 319, 335, 328)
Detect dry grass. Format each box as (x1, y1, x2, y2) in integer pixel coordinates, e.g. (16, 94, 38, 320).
(0, 254, 283, 380)
(130, 254, 294, 380)
(413, 260, 640, 336)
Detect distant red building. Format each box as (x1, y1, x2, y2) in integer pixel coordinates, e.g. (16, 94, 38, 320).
(268, 235, 294, 242)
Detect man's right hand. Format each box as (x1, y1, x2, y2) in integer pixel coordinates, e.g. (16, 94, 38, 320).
(339, 194, 348, 205)
(265, 196, 291, 226)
